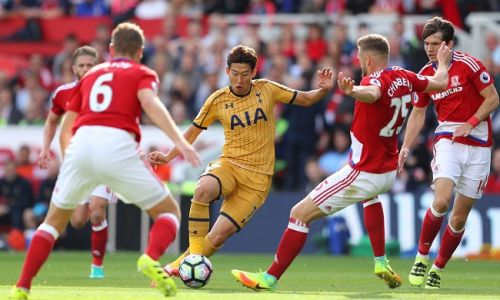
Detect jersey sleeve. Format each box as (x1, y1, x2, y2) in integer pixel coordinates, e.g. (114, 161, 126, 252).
(50, 92, 65, 116)
(413, 68, 431, 108)
(67, 85, 82, 113)
(406, 70, 429, 93)
(469, 58, 494, 93)
(360, 75, 385, 97)
(193, 92, 219, 129)
(267, 80, 297, 104)
(138, 67, 160, 95)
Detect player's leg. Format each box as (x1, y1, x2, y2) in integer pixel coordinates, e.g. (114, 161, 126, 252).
(166, 161, 236, 273)
(69, 202, 90, 229)
(11, 132, 95, 299)
(232, 196, 325, 291)
(425, 193, 474, 289)
(11, 203, 74, 299)
(137, 194, 180, 297)
(426, 145, 489, 289)
(410, 139, 458, 287)
(87, 186, 113, 279)
(362, 198, 401, 288)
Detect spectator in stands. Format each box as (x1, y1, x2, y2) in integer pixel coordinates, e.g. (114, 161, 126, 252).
(22, 53, 55, 92)
(19, 86, 48, 125)
(0, 87, 23, 125)
(0, 160, 35, 230)
(110, 0, 138, 25)
(2, 0, 70, 41)
(317, 124, 350, 176)
(52, 34, 79, 81)
(306, 24, 327, 63)
(135, 0, 168, 19)
(485, 147, 500, 194)
(23, 157, 59, 233)
(247, 0, 276, 14)
(73, 0, 110, 17)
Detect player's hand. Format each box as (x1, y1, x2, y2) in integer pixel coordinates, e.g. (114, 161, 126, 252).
(452, 123, 473, 140)
(437, 41, 452, 66)
(317, 67, 335, 91)
(178, 144, 201, 167)
(337, 72, 355, 96)
(38, 149, 51, 169)
(148, 151, 168, 166)
(398, 147, 410, 172)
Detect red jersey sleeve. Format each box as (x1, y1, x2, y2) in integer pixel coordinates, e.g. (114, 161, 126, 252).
(413, 67, 432, 108)
(67, 85, 82, 113)
(50, 95, 65, 115)
(360, 75, 386, 95)
(406, 70, 429, 92)
(469, 58, 494, 93)
(137, 66, 159, 94)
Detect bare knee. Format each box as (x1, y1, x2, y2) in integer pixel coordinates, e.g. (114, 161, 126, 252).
(147, 194, 181, 220)
(433, 195, 451, 213)
(193, 177, 220, 205)
(89, 198, 107, 225)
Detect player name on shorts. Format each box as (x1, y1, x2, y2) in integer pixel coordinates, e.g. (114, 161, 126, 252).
(387, 77, 413, 97)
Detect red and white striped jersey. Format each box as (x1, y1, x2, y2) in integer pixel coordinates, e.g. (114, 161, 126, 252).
(414, 51, 494, 147)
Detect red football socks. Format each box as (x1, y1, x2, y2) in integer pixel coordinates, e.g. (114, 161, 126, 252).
(418, 208, 445, 255)
(91, 220, 108, 267)
(145, 213, 179, 260)
(363, 200, 385, 257)
(267, 217, 309, 279)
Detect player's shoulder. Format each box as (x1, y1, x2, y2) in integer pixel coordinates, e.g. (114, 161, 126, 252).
(418, 61, 434, 75)
(206, 87, 228, 103)
(137, 64, 158, 76)
(452, 51, 484, 72)
(52, 80, 78, 99)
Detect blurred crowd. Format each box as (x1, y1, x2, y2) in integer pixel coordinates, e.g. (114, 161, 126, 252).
(1, 1, 500, 247)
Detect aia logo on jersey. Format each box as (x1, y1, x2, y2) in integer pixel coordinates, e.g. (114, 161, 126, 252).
(480, 71, 491, 84)
(230, 108, 268, 130)
(451, 75, 460, 87)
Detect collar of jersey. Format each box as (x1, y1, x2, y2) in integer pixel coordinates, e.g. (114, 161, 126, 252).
(431, 51, 454, 70)
(229, 84, 253, 98)
(112, 57, 133, 63)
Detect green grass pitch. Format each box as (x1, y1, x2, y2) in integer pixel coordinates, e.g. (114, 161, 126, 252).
(1, 252, 499, 299)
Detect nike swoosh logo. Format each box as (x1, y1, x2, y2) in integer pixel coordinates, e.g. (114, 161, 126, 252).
(255, 284, 268, 290)
(385, 266, 395, 275)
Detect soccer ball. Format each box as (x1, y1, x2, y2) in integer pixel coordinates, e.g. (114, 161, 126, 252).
(178, 254, 213, 288)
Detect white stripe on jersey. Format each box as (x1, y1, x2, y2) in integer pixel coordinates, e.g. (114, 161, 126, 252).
(454, 53, 480, 72)
(51, 80, 78, 100)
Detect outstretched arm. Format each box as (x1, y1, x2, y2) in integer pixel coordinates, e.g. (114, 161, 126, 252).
(337, 72, 381, 103)
(39, 111, 60, 168)
(292, 67, 334, 106)
(138, 88, 200, 167)
(149, 125, 203, 166)
(398, 105, 427, 171)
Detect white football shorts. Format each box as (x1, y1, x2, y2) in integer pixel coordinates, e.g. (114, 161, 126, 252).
(78, 185, 117, 205)
(52, 126, 169, 210)
(308, 165, 396, 214)
(431, 138, 491, 199)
